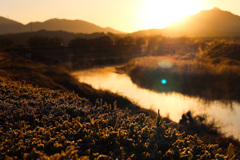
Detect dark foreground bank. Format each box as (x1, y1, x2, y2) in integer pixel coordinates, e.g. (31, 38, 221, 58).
(0, 76, 236, 159)
(0, 51, 156, 118)
(0, 51, 239, 159)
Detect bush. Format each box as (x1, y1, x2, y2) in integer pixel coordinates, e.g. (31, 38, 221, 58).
(0, 77, 234, 159)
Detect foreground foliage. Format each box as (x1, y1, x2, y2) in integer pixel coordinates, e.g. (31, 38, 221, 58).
(0, 52, 156, 118)
(0, 77, 235, 159)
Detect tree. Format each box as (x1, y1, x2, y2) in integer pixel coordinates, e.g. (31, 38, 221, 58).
(68, 38, 88, 48)
(28, 36, 48, 48)
(88, 36, 114, 48)
(48, 37, 63, 48)
(0, 38, 13, 49)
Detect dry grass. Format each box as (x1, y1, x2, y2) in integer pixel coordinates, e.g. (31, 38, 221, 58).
(120, 56, 240, 102)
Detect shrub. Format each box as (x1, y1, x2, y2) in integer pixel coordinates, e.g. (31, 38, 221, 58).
(0, 77, 234, 159)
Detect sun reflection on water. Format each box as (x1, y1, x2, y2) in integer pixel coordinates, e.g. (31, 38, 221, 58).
(72, 66, 240, 140)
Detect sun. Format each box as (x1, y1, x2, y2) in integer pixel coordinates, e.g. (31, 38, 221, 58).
(139, 0, 204, 29)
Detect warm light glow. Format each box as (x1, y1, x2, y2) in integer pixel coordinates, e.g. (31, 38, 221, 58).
(2, 0, 240, 32)
(139, 0, 204, 29)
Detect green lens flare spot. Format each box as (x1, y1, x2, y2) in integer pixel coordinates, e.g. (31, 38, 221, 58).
(161, 79, 167, 85)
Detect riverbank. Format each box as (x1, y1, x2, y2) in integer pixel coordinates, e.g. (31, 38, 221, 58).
(0, 76, 236, 159)
(0, 51, 156, 118)
(73, 66, 240, 158)
(119, 56, 240, 103)
(0, 51, 239, 158)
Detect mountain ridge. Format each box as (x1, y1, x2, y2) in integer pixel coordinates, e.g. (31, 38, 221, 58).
(0, 17, 123, 35)
(1, 7, 240, 37)
(0, 16, 23, 34)
(131, 7, 240, 37)
(162, 7, 240, 37)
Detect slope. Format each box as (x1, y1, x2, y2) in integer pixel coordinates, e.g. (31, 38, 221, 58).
(0, 16, 23, 34)
(0, 17, 122, 34)
(163, 7, 240, 37)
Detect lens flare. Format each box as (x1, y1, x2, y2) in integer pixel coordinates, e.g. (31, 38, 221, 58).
(158, 60, 173, 69)
(161, 79, 167, 85)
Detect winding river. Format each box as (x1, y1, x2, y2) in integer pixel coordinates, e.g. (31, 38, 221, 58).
(72, 66, 240, 140)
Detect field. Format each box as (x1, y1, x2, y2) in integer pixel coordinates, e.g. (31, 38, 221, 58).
(1, 36, 240, 159)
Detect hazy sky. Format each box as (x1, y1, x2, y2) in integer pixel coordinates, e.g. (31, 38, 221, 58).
(1, 0, 240, 32)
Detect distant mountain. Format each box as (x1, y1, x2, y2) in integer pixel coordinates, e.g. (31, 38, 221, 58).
(130, 29, 162, 37)
(2, 8, 240, 37)
(0, 17, 123, 35)
(163, 7, 240, 37)
(24, 19, 122, 34)
(0, 16, 23, 34)
(130, 8, 240, 37)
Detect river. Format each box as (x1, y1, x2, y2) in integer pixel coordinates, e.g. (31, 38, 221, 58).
(72, 66, 240, 140)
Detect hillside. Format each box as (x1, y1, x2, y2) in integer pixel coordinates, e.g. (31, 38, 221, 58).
(0, 17, 122, 35)
(24, 19, 122, 34)
(163, 7, 240, 37)
(131, 8, 240, 37)
(130, 29, 162, 37)
(2, 8, 240, 37)
(0, 16, 23, 34)
(0, 76, 235, 159)
(0, 51, 155, 117)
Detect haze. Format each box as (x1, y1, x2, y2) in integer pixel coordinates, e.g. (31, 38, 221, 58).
(1, 0, 240, 32)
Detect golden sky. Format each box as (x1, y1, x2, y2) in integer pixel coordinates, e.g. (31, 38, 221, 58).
(1, 0, 240, 32)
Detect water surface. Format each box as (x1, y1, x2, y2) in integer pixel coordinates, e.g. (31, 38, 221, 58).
(72, 66, 240, 139)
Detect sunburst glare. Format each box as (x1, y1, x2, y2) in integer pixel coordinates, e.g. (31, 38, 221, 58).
(139, 0, 204, 29)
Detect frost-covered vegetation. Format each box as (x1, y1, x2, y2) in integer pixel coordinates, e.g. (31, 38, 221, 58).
(0, 52, 156, 118)
(0, 77, 236, 159)
(1, 35, 239, 159)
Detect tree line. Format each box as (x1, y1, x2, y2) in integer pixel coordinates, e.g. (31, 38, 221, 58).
(0, 33, 204, 55)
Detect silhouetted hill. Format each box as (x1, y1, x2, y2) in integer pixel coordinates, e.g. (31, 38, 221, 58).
(130, 29, 162, 37)
(25, 18, 122, 34)
(2, 8, 240, 37)
(0, 16, 23, 34)
(130, 8, 240, 37)
(163, 7, 240, 37)
(0, 17, 123, 34)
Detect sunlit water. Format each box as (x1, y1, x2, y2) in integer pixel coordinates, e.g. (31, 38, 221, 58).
(72, 66, 240, 140)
